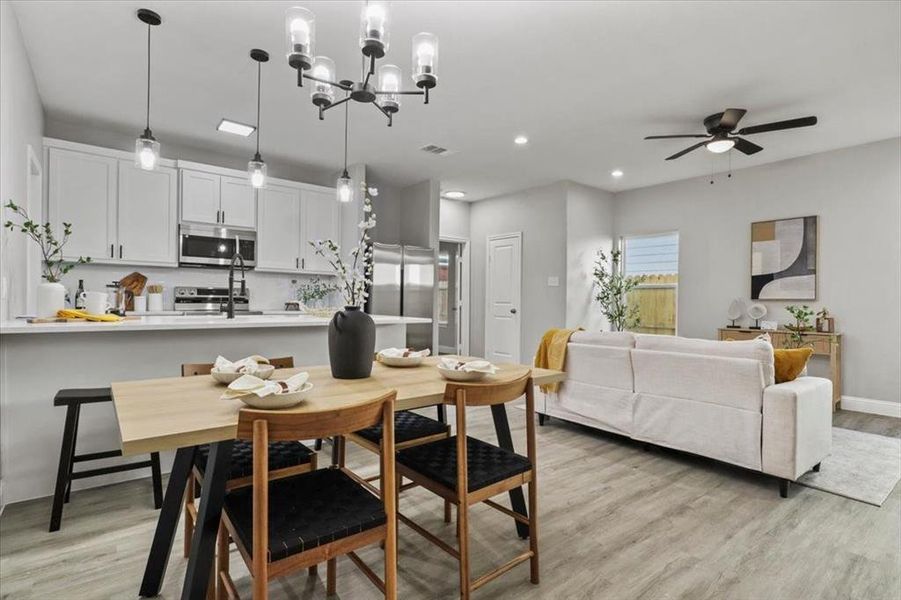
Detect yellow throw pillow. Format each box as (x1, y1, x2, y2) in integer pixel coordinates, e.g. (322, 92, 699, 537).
(774, 348, 814, 383)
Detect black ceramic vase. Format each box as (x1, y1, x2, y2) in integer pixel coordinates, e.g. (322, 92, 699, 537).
(328, 306, 376, 379)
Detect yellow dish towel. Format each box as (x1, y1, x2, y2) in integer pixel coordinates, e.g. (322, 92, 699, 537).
(534, 327, 581, 393)
(57, 309, 124, 322)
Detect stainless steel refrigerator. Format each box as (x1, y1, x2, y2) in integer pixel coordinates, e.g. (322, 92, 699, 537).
(368, 243, 435, 351)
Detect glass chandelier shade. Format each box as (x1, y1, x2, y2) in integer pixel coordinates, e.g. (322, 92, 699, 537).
(378, 64, 401, 112)
(360, 1, 390, 57)
(248, 154, 267, 189)
(411, 32, 438, 88)
(310, 56, 336, 106)
(135, 134, 159, 171)
(337, 171, 353, 203)
(286, 6, 315, 70)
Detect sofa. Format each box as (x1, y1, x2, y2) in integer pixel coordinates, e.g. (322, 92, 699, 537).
(539, 332, 832, 497)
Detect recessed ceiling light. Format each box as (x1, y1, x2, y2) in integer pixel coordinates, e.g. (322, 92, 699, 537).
(514, 135, 529, 145)
(611, 169, 624, 178)
(217, 119, 256, 137)
(444, 190, 466, 199)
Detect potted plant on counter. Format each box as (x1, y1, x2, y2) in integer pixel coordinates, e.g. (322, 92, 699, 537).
(310, 185, 377, 379)
(4, 200, 90, 317)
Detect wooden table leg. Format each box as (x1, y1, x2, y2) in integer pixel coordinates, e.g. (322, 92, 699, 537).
(490, 404, 529, 539)
(139, 446, 197, 597)
(182, 440, 233, 600)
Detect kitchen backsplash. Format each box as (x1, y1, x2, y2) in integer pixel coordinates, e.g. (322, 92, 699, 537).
(60, 264, 340, 311)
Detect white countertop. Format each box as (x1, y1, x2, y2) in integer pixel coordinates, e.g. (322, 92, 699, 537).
(0, 314, 431, 335)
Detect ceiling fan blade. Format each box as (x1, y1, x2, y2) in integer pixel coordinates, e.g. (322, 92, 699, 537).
(665, 140, 709, 160)
(733, 137, 764, 155)
(737, 116, 817, 135)
(718, 108, 747, 130)
(644, 134, 709, 139)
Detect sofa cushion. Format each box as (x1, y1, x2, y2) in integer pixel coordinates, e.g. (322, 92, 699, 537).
(773, 348, 814, 383)
(635, 334, 775, 387)
(632, 349, 767, 412)
(570, 331, 636, 348)
(555, 381, 634, 436)
(565, 343, 634, 391)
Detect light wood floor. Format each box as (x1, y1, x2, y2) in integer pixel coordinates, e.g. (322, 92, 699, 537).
(1, 408, 899, 599)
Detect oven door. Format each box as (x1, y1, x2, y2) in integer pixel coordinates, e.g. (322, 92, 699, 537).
(179, 225, 256, 268)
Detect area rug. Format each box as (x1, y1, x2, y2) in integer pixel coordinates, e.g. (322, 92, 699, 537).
(796, 427, 901, 506)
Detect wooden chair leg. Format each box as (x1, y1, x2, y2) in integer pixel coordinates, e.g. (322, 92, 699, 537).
(444, 499, 452, 524)
(216, 521, 229, 600)
(528, 479, 539, 584)
(458, 499, 470, 600)
(327, 558, 337, 596)
(184, 475, 195, 558)
(308, 565, 318, 577)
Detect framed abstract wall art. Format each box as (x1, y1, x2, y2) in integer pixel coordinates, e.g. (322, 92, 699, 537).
(750, 216, 817, 300)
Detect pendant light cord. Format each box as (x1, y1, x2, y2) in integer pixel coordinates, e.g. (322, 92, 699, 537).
(255, 60, 262, 155)
(343, 97, 349, 172)
(145, 23, 152, 131)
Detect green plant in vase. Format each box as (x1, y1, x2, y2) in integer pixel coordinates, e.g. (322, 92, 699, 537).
(592, 247, 646, 332)
(784, 304, 814, 348)
(297, 276, 339, 310)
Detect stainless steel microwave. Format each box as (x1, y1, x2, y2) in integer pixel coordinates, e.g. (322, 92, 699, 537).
(178, 224, 256, 268)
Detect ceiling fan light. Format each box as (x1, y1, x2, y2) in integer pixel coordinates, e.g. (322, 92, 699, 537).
(706, 139, 735, 154)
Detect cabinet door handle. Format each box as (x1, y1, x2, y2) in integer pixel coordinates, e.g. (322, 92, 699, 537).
(216, 209, 220, 223)
(221, 210, 225, 223)
(302, 258, 305, 270)
(110, 244, 114, 258)
(296, 257, 299, 269)
(119, 245, 123, 259)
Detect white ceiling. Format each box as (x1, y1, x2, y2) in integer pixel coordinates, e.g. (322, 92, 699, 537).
(12, 1, 901, 200)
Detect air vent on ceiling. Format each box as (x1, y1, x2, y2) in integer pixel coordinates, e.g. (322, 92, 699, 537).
(419, 144, 456, 157)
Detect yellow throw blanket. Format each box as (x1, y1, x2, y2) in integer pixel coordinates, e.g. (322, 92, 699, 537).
(534, 327, 581, 393)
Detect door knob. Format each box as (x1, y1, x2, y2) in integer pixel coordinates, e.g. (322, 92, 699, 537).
(510, 308, 517, 314)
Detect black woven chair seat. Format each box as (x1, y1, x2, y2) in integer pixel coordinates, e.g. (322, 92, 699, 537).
(224, 468, 386, 561)
(397, 436, 531, 493)
(195, 440, 314, 480)
(355, 410, 449, 445)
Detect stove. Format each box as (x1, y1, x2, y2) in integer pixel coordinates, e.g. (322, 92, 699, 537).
(174, 286, 251, 314)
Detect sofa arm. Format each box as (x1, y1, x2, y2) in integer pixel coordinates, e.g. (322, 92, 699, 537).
(762, 377, 832, 480)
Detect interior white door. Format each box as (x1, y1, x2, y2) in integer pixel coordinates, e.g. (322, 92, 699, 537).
(256, 184, 301, 272)
(301, 189, 341, 272)
(180, 169, 221, 224)
(117, 161, 178, 266)
(219, 176, 256, 229)
(47, 147, 118, 262)
(485, 233, 522, 363)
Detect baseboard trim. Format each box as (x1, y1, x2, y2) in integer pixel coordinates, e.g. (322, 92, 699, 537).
(841, 396, 901, 418)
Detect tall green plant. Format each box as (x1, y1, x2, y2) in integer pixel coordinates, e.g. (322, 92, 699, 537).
(3, 200, 90, 282)
(592, 247, 645, 332)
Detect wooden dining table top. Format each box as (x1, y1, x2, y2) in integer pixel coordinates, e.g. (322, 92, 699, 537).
(112, 356, 565, 456)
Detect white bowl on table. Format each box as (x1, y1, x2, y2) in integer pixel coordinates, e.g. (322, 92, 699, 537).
(211, 364, 275, 384)
(377, 352, 425, 368)
(234, 382, 314, 409)
(436, 364, 489, 382)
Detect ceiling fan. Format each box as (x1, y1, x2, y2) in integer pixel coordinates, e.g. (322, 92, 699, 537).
(645, 109, 817, 160)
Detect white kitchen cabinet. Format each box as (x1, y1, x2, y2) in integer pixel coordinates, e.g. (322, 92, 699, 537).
(180, 169, 220, 225)
(47, 147, 118, 262)
(219, 176, 256, 228)
(301, 189, 341, 273)
(117, 161, 178, 265)
(180, 169, 256, 228)
(256, 184, 301, 272)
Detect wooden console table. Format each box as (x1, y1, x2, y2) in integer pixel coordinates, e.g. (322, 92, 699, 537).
(717, 328, 842, 409)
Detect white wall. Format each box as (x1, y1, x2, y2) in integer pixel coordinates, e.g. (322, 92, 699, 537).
(469, 182, 568, 361)
(614, 138, 901, 405)
(440, 198, 471, 240)
(565, 182, 615, 331)
(0, 2, 45, 322)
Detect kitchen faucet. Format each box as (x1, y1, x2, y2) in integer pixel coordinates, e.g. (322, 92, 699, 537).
(226, 250, 247, 319)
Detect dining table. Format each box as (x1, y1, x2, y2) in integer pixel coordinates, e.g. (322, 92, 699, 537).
(111, 356, 565, 599)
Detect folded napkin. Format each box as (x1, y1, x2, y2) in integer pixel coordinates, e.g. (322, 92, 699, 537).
(213, 355, 270, 375)
(379, 347, 431, 358)
(438, 357, 498, 374)
(222, 372, 309, 400)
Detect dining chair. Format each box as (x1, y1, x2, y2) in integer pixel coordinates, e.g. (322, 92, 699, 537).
(395, 373, 539, 599)
(216, 390, 398, 600)
(181, 357, 318, 560)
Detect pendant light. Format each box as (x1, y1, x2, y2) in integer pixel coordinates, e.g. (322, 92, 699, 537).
(336, 99, 353, 203)
(248, 49, 269, 188)
(135, 9, 162, 171)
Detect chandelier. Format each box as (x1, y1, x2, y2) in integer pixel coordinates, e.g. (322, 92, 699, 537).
(285, 2, 439, 127)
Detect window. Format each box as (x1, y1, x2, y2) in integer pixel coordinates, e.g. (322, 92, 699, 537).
(622, 232, 679, 336)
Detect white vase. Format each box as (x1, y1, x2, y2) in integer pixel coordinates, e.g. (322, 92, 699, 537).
(36, 281, 66, 318)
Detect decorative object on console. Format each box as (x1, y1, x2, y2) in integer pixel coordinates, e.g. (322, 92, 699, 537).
(726, 298, 745, 328)
(285, 2, 438, 126)
(751, 216, 818, 300)
(311, 186, 377, 378)
(3, 200, 91, 317)
(247, 49, 269, 188)
(774, 347, 814, 383)
(593, 247, 645, 331)
(760, 319, 778, 331)
(784, 304, 814, 348)
(816, 307, 835, 333)
(134, 8, 162, 171)
(747, 302, 767, 329)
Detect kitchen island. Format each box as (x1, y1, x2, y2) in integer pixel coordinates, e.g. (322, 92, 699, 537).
(0, 314, 430, 506)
